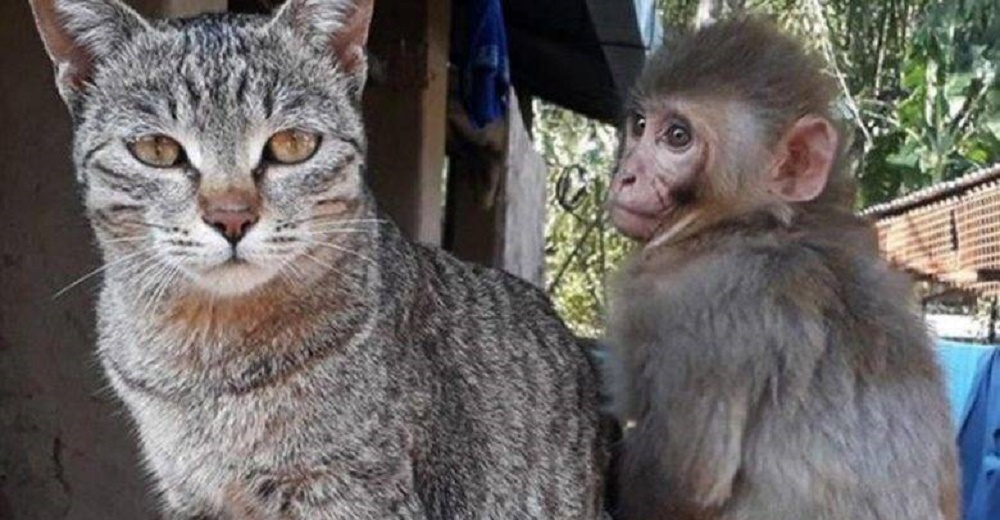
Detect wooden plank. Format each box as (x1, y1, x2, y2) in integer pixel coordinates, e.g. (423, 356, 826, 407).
(364, 0, 450, 245)
(444, 89, 547, 287)
(499, 90, 546, 286)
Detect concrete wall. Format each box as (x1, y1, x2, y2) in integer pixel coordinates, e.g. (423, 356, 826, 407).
(0, 2, 182, 519)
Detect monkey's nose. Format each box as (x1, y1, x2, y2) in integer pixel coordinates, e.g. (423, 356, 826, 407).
(617, 173, 638, 189)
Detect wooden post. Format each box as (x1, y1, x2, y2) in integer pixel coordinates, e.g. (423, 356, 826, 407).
(364, 0, 451, 245)
(444, 89, 548, 287)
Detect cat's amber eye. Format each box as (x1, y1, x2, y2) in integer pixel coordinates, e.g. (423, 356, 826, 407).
(265, 129, 320, 165)
(128, 135, 185, 168)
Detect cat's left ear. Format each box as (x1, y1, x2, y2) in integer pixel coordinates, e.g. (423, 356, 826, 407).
(271, 0, 374, 86)
(29, 0, 150, 106)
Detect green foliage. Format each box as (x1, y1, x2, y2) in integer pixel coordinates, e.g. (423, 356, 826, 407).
(535, 101, 633, 336)
(744, 0, 1000, 206)
(882, 0, 1000, 194)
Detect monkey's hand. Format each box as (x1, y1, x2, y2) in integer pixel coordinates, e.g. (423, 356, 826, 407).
(631, 361, 753, 510)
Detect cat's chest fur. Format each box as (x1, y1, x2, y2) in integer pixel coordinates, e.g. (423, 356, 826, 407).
(98, 283, 431, 517)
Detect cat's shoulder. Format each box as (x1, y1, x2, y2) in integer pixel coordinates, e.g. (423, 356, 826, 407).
(412, 243, 556, 309)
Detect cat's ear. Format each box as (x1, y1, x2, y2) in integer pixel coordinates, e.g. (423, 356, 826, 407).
(29, 0, 149, 104)
(271, 0, 374, 85)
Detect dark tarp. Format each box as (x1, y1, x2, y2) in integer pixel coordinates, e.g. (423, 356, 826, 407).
(502, 0, 657, 123)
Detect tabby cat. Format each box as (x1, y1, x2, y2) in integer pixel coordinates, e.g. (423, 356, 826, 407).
(29, 0, 607, 517)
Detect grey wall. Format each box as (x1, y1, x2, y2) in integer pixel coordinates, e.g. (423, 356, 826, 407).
(0, 1, 158, 518)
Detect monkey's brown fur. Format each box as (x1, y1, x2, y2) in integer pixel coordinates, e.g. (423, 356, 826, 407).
(606, 18, 959, 520)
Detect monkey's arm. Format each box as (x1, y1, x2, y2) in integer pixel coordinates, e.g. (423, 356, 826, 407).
(620, 251, 831, 511)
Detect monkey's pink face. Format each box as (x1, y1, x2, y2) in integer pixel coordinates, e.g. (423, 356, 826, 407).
(609, 104, 710, 241)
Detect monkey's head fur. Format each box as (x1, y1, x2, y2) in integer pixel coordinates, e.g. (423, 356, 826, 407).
(609, 17, 855, 244)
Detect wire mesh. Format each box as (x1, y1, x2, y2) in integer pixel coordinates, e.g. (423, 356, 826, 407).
(873, 167, 1000, 298)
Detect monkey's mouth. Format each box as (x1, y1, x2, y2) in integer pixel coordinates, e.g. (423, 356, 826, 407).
(609, 202, 668, 241)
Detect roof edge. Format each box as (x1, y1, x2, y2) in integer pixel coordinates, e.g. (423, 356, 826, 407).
(862, 163, 1000, 219)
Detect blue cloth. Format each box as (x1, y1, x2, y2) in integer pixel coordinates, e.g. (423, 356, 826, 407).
(455, 0, 509, 128)
(937, 341, 995, 428)
(957, 347, 1000, 520)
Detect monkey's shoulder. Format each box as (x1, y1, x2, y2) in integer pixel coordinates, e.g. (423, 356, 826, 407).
(638, 227, 829, 281)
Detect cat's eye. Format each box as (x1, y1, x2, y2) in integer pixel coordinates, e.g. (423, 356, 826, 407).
(265, 129, 321, 165)
(128, 135, 185, 168)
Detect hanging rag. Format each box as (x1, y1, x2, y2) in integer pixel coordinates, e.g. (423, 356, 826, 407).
(454, 0, 509, 128)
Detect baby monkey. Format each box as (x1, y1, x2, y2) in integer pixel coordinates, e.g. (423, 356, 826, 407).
(606, 18, 959, 520)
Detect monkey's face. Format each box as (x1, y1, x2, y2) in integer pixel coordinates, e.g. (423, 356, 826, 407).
(609, 95, 839, 243)
(609, 99, 717, 241)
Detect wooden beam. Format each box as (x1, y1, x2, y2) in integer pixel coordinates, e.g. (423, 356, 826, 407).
(364, 0, 451, 245)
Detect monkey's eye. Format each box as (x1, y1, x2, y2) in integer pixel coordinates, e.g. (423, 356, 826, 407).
(128, 135, 186, 168)
(631, 114, 647, 136)
(265, 129, 321, 165)
(663, 124, 692, 149)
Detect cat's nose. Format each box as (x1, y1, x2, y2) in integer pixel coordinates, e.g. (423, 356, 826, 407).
(203, 210, 258, 245)
(200, 190, 261, 246)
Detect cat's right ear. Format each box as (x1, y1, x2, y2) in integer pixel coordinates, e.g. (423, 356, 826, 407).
(270, 0, 375, 90)
(29, 0, 149, 106)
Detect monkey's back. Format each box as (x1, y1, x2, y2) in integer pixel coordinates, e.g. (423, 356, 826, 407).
(609, 212, 959, 520)
(735, 241, 958, 520)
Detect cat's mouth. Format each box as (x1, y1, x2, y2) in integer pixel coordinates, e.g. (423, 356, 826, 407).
(196, 259, 277, 296)
(209, 255, 254, 271)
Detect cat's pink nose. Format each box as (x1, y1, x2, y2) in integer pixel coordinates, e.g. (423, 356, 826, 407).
(200, 190, 260, 246)
(203, 210, 258, 245)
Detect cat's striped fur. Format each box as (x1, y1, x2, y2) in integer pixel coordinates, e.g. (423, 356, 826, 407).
(30, 0, 608, 517)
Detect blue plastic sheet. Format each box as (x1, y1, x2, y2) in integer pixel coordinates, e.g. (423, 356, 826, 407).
(937, 341, 1000, 520)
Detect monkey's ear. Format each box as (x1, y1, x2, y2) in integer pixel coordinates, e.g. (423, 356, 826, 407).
(29, 0, 149, 105)
(767, 116, 838, 202)
(270, 0, 374, 83)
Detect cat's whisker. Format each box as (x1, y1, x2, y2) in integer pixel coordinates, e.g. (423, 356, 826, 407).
(149, 268, 181, 316)
(102, 235, 150, 244)
(300, 239, 376, 266)
(265, 229, 373, 244)
(273, 255, 307, 290)
(299, 224, 380, 230)
(53, 246, 158, 299)
(291, 228, 377, 236)
(140, 264, 179, 318)
(118, 220, 180, 231)
(131, 256, 170, 290)
(283, 216, 386, 226)
(114, 256, 164, 298)
(300, 252, 341, 273)
(135, 262, 167, 296)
